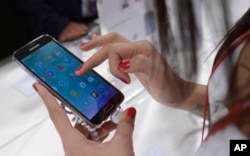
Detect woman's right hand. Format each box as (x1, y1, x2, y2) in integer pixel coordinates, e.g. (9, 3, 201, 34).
(75, 33, 188, 107)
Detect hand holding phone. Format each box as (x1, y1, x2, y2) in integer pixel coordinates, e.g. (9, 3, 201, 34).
(13, 34, 124, 127)
(33, 82, 136, 154)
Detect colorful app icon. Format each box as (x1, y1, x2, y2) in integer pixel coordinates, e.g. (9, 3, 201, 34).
(57, 64, 65, 70)
(91, 91, 99, 98)
(70, 89, 78, 97)
(69, 73, 74, 77)
(68, 73, 77, 80)
(46, 70, 55, 78)
(45, 55, 54, 62)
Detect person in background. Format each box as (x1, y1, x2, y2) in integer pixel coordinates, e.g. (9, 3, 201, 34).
(11, 0, 98, 42)
(32, 0, 250, 155)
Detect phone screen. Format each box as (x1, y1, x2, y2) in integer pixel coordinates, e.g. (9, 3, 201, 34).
(20, 39, 120, 122)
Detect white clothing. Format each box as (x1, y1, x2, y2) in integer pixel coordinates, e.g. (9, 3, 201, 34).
(195, 29, 250, 155)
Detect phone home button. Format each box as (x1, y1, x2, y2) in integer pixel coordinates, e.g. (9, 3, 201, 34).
(104, 104, 113, 113)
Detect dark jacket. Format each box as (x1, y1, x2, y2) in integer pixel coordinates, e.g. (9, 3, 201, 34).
(12, 0, 97, 40)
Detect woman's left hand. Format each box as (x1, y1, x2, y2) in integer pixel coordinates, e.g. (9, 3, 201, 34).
(32, 82, 136, 156)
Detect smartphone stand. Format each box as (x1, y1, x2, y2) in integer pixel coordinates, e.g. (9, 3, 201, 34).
(60, 103, 123, 142)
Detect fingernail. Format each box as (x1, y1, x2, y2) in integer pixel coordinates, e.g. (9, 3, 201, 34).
(76, 65, 82, 72)
(119, 77, 129, 84)
(127, 107, 136, 119)
(119, 60, 130, 70)
(32, 84, 38, 92)
(80, 42, 88, 47)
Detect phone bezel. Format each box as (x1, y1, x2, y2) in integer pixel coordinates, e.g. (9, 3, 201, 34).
(12, 34, 124, 126)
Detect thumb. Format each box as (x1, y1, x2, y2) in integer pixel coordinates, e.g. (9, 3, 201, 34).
(113, 107, 136, 142)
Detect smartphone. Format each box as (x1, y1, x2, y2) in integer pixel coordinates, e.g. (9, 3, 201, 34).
(13, 34, 124, 126)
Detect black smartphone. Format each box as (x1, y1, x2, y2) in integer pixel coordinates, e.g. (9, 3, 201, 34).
(13, 34, 124, 126)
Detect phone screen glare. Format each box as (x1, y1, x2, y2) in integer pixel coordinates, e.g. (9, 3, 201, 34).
(21, 41, 117, 120)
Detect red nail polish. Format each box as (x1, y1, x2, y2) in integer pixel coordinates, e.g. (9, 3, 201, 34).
(127, 107, 136, 119)
(119, 78, 129, 84)
(80, 42, 88, 47)
(119, 60, 130, 70)
(32, 84, 38, 92)
(76, 65, 82, 72)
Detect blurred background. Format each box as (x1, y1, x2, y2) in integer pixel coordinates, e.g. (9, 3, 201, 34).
(0, 0, 249, 156)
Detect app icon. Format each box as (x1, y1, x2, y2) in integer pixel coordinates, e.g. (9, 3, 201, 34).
(45, 70, 55, 78)
(68, 73, 77, 80)
(82, 100, 89, 107)
(98, 84, 105, 91)
(79, 82, 86, 88)
(70, 89, 78, 97)
(87, 76, 95, 83)
(54, 50, 60, 56)
(57, 64, 65, 70)
(64, 58, 71, 64)
(45, 55, 54, 62)
(35, 61, 44, 69)
(69, 73, 74, 77)
(58, 80, 66, 87)
(91, 91, 99, 98)
(98, 100, 106, 108)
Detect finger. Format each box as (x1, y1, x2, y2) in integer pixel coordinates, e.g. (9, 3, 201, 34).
(67, 29, 86, 40)
(76, 43, 132, 83)
(32, 82, 77, 139)
(123, 54, 157, 76)
(76, 41, 145, 76)
(97, 121, 117, 138)
(116, 55, 151, 84)
(58, 34, 66, 42)
(76, 40, 155, 82)
(74, 123, 90, 137)
(79, 23, 88, 32)
(75, 47, 108, 76)
(61, 23, 88, 41)
(108, 49, 131, 84)
(113, 107, 136, 143)
(79, 32, 129, 51)
(73, 24, 88, 35)
(91, 34, 100, 39)
(108, 41, 156, 83)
